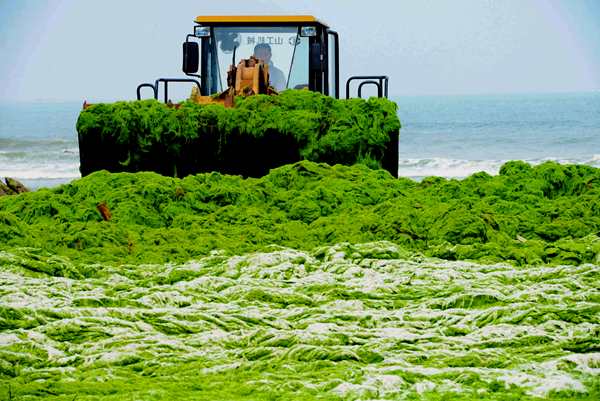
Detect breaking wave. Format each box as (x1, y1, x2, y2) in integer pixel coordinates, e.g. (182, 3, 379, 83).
(399, 155, 600, 178)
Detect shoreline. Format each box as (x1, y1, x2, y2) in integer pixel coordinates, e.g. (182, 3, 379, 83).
(5, 154, 600, 191)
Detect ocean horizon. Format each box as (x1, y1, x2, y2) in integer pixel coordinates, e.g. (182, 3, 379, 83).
(1, 91, 599, 189)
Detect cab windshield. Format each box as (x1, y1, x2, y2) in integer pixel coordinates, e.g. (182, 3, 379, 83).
(211, 26, 309, 93)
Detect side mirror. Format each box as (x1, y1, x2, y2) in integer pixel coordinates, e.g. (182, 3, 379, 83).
(183, 42, 199, 74)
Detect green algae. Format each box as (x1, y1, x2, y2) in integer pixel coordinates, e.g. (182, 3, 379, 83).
(1, 160, 599, 398)
(76, 90, 400, 177)
(0, 243, 598, 399)
(0, 160, 599, 271)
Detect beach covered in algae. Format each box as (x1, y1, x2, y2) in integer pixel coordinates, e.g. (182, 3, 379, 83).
(1, 160, 599, 269)
(1, 160, 599, 399)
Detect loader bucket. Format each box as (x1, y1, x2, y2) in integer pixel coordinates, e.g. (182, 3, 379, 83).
(76, 90, 400, 178)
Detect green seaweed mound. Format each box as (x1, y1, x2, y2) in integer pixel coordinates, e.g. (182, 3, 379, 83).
(1, 160, 599, 272)
(76, 90, 400, 177)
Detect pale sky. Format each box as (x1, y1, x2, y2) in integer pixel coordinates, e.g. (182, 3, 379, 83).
(1, 0, 599, 101)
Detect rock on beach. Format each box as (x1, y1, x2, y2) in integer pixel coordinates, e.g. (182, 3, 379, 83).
(0, 177, 29, 196)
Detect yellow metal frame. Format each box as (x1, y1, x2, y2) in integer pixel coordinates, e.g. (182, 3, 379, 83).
(195, 15, 326, 26)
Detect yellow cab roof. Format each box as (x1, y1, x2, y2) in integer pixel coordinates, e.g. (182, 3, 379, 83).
(195, 15, 328, 27)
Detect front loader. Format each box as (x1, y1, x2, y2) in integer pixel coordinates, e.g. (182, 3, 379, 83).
(77, 15, 400, 178)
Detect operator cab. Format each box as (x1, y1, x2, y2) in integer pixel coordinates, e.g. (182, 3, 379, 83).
(138, 16, 389, 102)
(184, 15, 340, 98)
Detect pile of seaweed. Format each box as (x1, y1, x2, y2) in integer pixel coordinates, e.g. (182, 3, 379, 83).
(77, 90, 400, 177)
(1, 160, 599, 275)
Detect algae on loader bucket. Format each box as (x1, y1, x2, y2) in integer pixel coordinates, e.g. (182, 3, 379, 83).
(77, 90, 401, 177)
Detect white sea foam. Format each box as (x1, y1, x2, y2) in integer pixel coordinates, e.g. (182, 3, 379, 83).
(398, 157, 503, 178)
(2, 154, 599, 184)
(0, 163, 80, 180)
(398, 155, 600, 178)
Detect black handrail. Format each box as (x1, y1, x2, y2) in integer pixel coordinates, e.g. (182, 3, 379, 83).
(358, 80, 381, 98)
(137, 83, 158, 100)
(328, 30, 340, 99)
(346, 75, 389, 99)
(156, 78, 202, 103)
(136, 78, 201, 102)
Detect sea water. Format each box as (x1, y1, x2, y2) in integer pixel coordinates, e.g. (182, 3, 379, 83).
(0, 101, 80, 189)
(396, 92, 600, 178)
(0, 92, 599, 188)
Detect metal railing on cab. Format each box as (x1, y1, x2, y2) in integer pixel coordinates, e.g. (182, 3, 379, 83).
(136, 78, 201, 103)
(346, 76, 389, 99)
